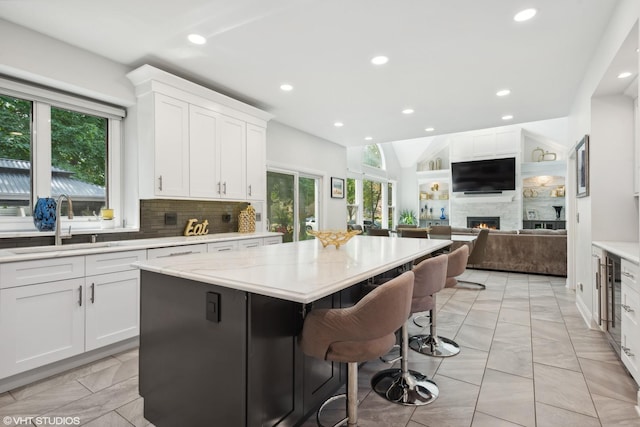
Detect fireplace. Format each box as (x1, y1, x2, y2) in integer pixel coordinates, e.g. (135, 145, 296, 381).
(467, 216, 500, 230)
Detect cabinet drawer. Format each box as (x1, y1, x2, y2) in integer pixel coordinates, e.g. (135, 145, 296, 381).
(0, 256, 85, 289)
(621, 283, 640, 328)
(263, 236, 282, 246)
(622, 259, 638, 289)
(622, 326, 640, 385)
(208, 241, 239, 252)
(147, 244, 207, 260)
(86, 250, 147, 276)
(238, 238, 262, 250)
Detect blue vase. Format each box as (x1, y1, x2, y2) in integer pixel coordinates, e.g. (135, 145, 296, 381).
(33, 197, 57, 231)
(439, 207, 446, 220)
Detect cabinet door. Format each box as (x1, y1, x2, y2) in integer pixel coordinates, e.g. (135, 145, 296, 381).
(190, 105, 219, 198)
(218, 115, 246, 199)
(147, 244, 208, 260)
(246, 124, 266, 201)
(85, 270, 140, 351)
(154, 93, 190, 197)
(0, 278, 85, 378)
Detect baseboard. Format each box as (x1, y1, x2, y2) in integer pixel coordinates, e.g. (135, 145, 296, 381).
(575, 296, 598, 329)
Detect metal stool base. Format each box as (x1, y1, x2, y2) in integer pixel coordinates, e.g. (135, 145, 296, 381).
(455, 280, 486, 290)
(409, 334, 461, 357)
(370, 368, 439, 406)
(316, 394, 348, 427)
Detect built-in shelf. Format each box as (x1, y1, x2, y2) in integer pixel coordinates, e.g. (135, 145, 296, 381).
(451, 193, 515, 203)
(521, 160, 567, 178)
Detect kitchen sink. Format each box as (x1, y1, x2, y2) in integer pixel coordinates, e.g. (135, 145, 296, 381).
(8, 242, 121, 254)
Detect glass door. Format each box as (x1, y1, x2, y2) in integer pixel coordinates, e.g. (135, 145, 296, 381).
(267, 170, 320, 243)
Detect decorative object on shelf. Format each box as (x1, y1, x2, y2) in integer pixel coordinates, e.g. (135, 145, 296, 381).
(307, 229, 361, 248)
(556, 185, 565, 197)
(576, 135, 589, 198)
(238, 204, 256, 233)
(526, 209, 538, 220)
(33, 197, 56, 231)
(439, 208, 446, 220)
(429, 207, 433, 219)
(532, 147, 544, 162)
(429, 160, 435, 170)
(435, 157, 442, 170)
(420, 192, 428, 200)
(552, 206, 563, 219)
(540, 151, 557, 161)
(331, 177, 345, 199)
(523, 188, 533, 198)
(185, 218, 210, 236)
(431, 182, 439, 191)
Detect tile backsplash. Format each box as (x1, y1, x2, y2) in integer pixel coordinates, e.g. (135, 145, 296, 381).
(0, 199, 250, 249)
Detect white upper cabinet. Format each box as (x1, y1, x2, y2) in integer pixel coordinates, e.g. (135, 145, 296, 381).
(154, 94, 190, 197)
(246, 123, 267, 201)
(127, 65, 272, 201)
(451, 128, 521, 162)
(189, 105, 220, 198)
(218, 115, 246, 199)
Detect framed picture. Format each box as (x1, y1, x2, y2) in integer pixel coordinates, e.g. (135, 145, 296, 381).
(331, 177, 345, 199)
(526, 209, 538, 220)
(576, 135, 589, 198)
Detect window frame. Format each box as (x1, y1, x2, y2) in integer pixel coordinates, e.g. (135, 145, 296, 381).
(0, 76, 125, 234)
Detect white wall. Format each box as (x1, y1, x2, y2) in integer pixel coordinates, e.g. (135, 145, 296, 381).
(0, 18, 135, 107)
(266, 121, 347, 230)
(567, 0, 640, 324)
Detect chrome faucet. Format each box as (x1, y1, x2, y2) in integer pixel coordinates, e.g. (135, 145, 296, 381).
(55, 194, 74, 246)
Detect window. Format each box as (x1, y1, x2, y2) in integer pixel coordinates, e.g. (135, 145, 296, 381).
(346, 176, 395, 232)
(362, 144, 385, 169)
(0, 78, 124, 232)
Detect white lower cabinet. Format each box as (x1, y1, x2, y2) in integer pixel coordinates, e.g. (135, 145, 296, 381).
(621, 260, 640, 384)
(147, 244, 207, 259)
(0, 250, 145, 379)
(0, 278, 85, 378)
(208, 241, 239, 252)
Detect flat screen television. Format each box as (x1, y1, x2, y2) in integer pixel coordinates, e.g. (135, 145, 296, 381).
(451, 157, 516, 193)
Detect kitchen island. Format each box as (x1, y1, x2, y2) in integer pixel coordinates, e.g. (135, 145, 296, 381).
(135, 236, 450, 427)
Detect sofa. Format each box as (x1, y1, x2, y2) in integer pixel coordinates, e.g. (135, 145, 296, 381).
(450, 227, 567, 277)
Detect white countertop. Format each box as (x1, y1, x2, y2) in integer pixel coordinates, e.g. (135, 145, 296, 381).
(592, 241, 640, 264)
(0, 232, 281, 263)
(135, 236, 452, 304)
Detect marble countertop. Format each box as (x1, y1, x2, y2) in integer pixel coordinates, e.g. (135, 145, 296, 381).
(592, 241, 640, 264)
(135, 236, 452, 303)
(0, 232, 281, 263)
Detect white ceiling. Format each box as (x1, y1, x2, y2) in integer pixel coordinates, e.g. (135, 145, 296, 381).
(0, 0, 628, 147)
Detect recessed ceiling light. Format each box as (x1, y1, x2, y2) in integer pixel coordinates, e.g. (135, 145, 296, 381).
(496, 89, 511, 97)
(618, 72, 633, 79)
(514, 8, 537, 22)
(402, 108, 414, 115)
(502, 115, 514, 120)
(364, 136, 373, 141)
(334, 122, 344, 127)
(371, 56, 389, 65)
(424, 127, 435, 132)
(187, 34, 207, 45)
(280, 84, 293, 91)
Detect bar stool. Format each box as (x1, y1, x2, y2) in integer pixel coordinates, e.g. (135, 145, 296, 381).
(408, 247, 464, 358)
(370, 254, 447, 405)
(300, 271, 415, 427)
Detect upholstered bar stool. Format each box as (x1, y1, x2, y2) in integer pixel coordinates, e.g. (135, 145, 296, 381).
(300, 271, 415, 427)
(413, 245, 470, 328)
(370, 254, 447, 406)
(408, 250, 462, 358)
(368, 228, 391, 236)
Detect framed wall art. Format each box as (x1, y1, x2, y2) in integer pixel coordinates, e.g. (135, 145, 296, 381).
(331, 177, 345, 199)
(576, 135, 589, 198)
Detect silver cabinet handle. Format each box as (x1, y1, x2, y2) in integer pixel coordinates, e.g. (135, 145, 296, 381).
(623, 346, 635, 357)
(78, 285, 83, 307)
(158, 175, 163, 191)
(223, 182, 227, 194)
(217, 182, 221, 194)
(90, 283, 95, 304)
(622, 304, 634, 313)
(248, 184, 252, 196)
(623, 271, 635, 279)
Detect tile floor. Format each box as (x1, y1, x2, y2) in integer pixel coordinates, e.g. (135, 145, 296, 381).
(1, 270, 639, 426)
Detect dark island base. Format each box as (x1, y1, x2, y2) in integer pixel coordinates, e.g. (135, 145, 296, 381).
(139, 270, 366, 426)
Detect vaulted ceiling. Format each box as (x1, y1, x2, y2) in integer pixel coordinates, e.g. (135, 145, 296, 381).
(0, 0, 626, 147)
